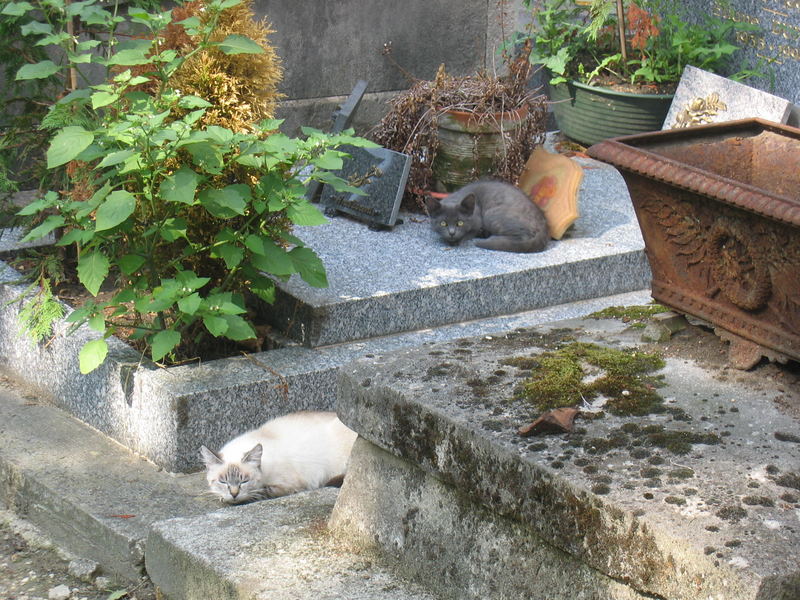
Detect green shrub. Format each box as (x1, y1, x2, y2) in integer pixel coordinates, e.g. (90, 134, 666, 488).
(7, 0, 376, 372)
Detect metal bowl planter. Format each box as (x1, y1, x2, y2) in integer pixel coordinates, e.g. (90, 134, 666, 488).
(432, 106, 528, 192)
(549, 81, 674, 147)
(588, 118, 800, 367)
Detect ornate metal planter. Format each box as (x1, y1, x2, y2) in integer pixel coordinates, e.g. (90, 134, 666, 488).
(588, 118, 800, 367)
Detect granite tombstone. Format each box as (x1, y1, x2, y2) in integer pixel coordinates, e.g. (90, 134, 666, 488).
(682, 0, 800, 113)
(663, 65, 793, 129)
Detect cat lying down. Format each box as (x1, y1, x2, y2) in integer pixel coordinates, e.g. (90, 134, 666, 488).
(200, 411, 358, 504)
(426, 180, 549, 253)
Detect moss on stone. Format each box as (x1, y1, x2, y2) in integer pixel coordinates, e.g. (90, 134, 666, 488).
(586, 304, 669, 323)
(776, 472, 800, 491)
(664, 495, 686, 505)
(645, 430, 720, 455)
(514, 342, 666, 415)
(668, 467, 695, 479)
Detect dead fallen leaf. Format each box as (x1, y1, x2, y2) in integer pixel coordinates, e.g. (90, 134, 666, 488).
(107, 514, 136, 519)
(518, 407, 580, 437)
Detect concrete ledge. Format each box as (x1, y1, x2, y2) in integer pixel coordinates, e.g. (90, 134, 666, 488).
(0, 374, 216, 581)
(335, 317, 800, 600)
(331, 437, 649, 600)
(147, 487, 439, 600)
(267, 159, 650, 347)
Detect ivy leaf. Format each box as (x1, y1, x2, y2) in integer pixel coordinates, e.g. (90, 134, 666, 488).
(160, 166, 200, 204)
(47, 126, 94, 168)
(16, 60, 60, 80)
(288, 247, 328, 287)
(91, 90, 119, 109)
(215, 34, 264, 55)
(150, 329, 181, 362)
(79, 339, 108, 374)
(95, 190, 136, 231)
(159, 217, 188, 242)
(77, 251, 110, 296)
(20, 20, 52, 36)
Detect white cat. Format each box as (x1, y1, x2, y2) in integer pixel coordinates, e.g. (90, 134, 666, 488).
(200, 411, 358, 504)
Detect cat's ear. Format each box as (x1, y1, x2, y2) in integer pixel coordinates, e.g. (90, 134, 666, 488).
(242, 443, 263, 467)
(460, 193, 476, 215)
(200, 445, 222, 468)
(424, 196, 441, 215)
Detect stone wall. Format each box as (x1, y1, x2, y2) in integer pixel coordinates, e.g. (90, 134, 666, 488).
(253, 0, 519, 134)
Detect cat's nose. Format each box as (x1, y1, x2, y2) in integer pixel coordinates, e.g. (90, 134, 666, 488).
(229, 485, 239, 498)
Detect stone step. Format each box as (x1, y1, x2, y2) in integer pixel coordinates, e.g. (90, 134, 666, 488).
(266, 157, 650, 347)
(331, 316, 800, 600)
(0, 373, 217, 582)
(0, 248, 651, 472)
(147, 488, 439, 600)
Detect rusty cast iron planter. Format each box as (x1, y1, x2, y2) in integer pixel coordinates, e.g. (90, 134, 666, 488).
(588, 118, 800, 366)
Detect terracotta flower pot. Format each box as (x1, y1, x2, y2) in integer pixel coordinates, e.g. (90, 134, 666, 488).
(433, 106, 528, 192)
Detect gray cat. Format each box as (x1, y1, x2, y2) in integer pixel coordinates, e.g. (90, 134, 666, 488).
(426, 180, 549, 253)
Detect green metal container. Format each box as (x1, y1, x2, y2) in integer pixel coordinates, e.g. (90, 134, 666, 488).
(549, 81, 674, 147)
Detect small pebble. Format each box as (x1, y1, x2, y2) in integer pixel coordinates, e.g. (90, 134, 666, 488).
(48, 584, 71, 600)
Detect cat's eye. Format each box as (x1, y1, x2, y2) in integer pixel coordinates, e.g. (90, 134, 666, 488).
(456, 220, 464, 227)
(440, 220, 447, 227)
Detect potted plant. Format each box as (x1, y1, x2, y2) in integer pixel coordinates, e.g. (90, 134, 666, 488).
(371, 43, 548, 208)
(519, 0, 763, 145)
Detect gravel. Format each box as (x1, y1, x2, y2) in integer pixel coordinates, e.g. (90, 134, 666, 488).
(0, 510, 156, 600)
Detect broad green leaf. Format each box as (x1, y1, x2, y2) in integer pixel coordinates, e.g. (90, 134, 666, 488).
(159, 217, 188, 242)
(105, 39, 152, 66)
(215, 34, 264, 55)
(55, 227, 94, 247)
(289, 247, 328, 288)
(91, 90, 119, 109)
(248, 272, 275, 303)
(88, 314, 105, 333)
(16, 192, 56, 216)
(1, 2, 35, 16)
(286, 201, 328, 226)
(216, 243, 244, 269)
(20, 21, 51, 35)
(203, 125, 233, 144)
(95, 190, 135, 231)
(47, 126, 94, 168)
(20, 215, 65, 242)
(77, 251, 110, 296)
(203, 314, 228, 337)
(160, 167, 200, 204)
(177, 293, 201, 315)
(35, 31, 71, 46)
(248, 238, 294, 276)
(118, 254, 145, 275)
(184, 141, 223, 174)
(175, 270, 210, 292)
(198, 185, 249, 218)
(178, 94, 211, 109)
(312, 150, 344, 171)
(16, 60, 60, 81)
(220, 314, 255, 340)
(113, 288, 136, 304)
(150, 329, 181, 362)
(97, 148, 136, 168)
(79, 339, 108, 374)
